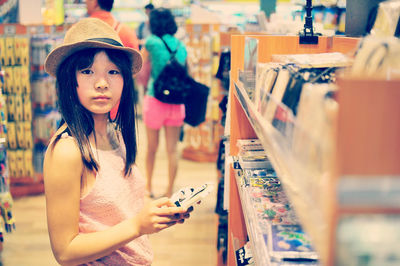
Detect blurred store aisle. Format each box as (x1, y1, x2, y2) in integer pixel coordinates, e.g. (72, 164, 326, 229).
(2, 120, 219, 266)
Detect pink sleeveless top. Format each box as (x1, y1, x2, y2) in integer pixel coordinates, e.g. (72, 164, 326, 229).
(78, 140, 153, 265)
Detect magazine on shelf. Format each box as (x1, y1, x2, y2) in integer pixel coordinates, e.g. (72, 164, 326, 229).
(262, 67, 292, 123)
(259, 66, 279, 114)
(267, 224, 319, 261)
(235, 241, 255, 266)
(237, 139, 263, 151)
(255, 63, 280, 111)
(238, 152, 272, 170)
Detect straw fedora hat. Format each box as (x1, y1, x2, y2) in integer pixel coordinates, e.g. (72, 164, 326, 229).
(44, 17, 142, 77)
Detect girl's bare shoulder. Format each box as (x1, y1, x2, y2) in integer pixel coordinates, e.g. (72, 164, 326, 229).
(45, 124, 82, 168)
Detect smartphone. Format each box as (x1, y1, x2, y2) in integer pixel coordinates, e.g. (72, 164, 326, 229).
(171, 182, 214, 209)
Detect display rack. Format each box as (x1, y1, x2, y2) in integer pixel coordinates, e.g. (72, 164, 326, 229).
(182, 23, 224, 162)
(227, 34, 360, 265)
(0, 24, 67, 198)
(0, 56, 16, 254)
(233, 168, 271, 265)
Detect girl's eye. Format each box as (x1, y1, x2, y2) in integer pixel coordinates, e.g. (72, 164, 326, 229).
(109, 70, 120, 75)
(80, 69, 93, 74)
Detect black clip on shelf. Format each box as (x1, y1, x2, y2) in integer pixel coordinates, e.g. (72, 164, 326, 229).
(299, 0, 319, 45)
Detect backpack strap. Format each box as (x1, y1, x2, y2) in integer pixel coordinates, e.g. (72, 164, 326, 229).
(160, 36, 187, 70)
(159, 36, 178, 58)
(112, 20, 122, 34)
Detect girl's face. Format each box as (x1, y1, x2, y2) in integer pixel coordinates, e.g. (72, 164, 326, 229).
(76, 51, 123, 116)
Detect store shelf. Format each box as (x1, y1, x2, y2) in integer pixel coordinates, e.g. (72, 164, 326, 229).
(9, 174, 44, 198)
(234, 80, 327, 261)
(10, 179, 44, 198)
(0, 24, 69, 35)
(226, 35, 360, 265)
(10, 174, 43, 185)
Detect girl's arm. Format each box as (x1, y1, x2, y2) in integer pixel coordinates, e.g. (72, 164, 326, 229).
(44, 137, 188, 266)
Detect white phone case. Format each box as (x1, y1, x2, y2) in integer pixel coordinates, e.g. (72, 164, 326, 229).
(171, 182, 214, 209)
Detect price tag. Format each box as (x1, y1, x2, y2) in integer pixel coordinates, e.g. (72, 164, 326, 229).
(36, 25, 45, 34)
(49, 26, 56, 34)
(27, 26, 37, 35)
(28, 25, 45, 35)
(4, 25, 16, 35)
(193, 25, 202, 33)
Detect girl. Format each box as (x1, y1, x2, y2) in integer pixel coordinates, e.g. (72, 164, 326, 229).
(43, 18, 191, 265)
(141, 8, 188, 198)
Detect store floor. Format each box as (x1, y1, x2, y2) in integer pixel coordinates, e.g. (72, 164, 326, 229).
(2, 119, 219, 266)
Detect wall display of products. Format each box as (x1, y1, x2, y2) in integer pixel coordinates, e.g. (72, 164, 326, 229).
(63, 0, 87, 25)
(181, 23, 224, 162)
(64, 0, 190, 28)
(0, 66, 16, 253)
(225, 34, 369, 266)
(152, 0, 190, 8)
(64, 0, 146, 26)
(42, 0, 65, 25)
(0, 32, 35, 197)
(192, 1, 345, 36)
(291, 0, 346, 8)
(266, 1, 346, 36)
(197, 1, 260, 29)
(0, 24, 66, 198)
(30, 33, 63, 175)
(306, 5, 346, 34)
(109, 0, 149, 28)
(0, 0, 18, 24)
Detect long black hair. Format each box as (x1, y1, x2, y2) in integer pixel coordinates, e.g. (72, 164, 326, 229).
(55, 48, 137, 176)
(149, 8, 178, 37)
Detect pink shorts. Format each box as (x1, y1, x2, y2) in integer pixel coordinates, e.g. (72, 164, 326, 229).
(142, 95, 185, 130)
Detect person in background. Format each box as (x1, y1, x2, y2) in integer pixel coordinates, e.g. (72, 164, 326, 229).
(86, 0, 139, 50)
(43, 18, 191, 265)
(141, 8, 187, 198)
(86, 0, 140, 119)
(135, 3, 154, 102)
(137, 3, 155, 49)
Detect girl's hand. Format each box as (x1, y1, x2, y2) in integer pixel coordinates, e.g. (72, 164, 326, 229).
(135, 197, 192, 235)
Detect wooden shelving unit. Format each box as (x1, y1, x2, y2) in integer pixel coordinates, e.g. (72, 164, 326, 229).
(227, 34, 363, 265)
(332, 76, 400, 265)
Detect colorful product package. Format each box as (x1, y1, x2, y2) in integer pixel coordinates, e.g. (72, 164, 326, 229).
(267, 224, 318, 261)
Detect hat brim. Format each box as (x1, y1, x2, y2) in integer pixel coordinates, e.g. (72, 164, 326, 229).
(44, 40, 143, 77)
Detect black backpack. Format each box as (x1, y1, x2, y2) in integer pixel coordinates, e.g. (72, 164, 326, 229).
(153, 37, 190, 104)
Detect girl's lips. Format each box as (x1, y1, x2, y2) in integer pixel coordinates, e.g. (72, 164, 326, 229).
(93, 96, 110, 100)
